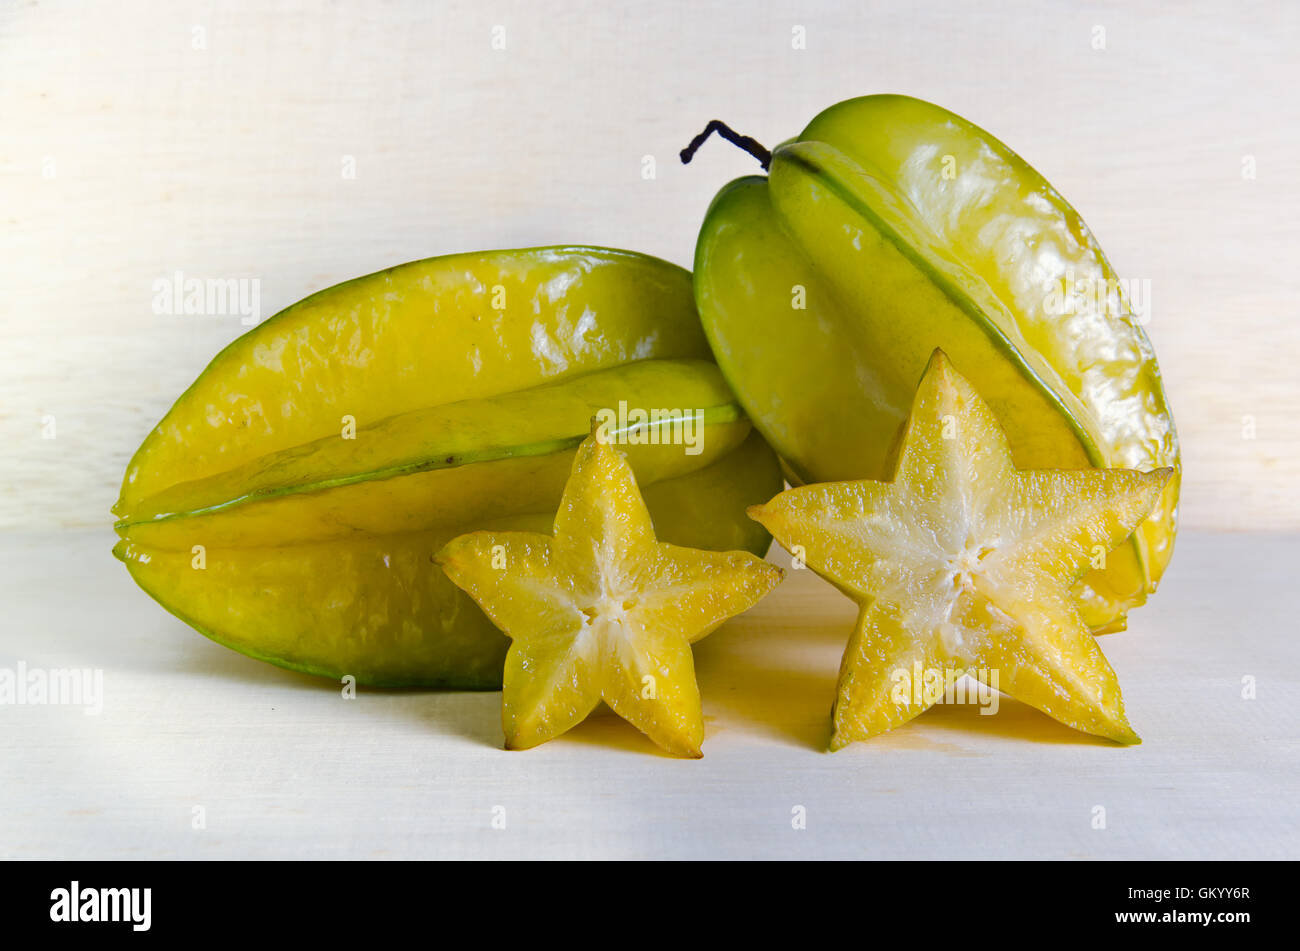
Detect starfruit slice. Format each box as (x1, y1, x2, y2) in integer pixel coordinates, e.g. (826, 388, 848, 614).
(693, 95, 1180, 633)
(115, 247, 782, 686)
(749, 351, 1172, 748)
(438, 428, 783, 756)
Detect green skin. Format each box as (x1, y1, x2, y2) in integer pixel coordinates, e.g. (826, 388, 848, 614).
(693, 95, 1179, 632)
(117, 247, 781, 687)
(115, 431, 780, 688)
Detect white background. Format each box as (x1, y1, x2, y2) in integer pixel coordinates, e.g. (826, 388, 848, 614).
(2, 1, 1298, 861)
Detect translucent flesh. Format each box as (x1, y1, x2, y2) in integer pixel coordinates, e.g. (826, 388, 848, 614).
(438, 433, 783, 754)
(750, 352, 1170, 746)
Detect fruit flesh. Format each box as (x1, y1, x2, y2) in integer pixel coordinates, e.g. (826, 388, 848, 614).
(749, 352, 1170, 747)
(438, 429, 783, 753)
(115, 247, 782, 686)
(694, 95, 1179, 632)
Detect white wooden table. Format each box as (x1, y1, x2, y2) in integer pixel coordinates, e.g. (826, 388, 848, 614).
(2, 529, 1295, 859)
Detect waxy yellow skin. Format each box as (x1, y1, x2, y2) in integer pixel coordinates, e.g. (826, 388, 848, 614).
(115, 248, 782, 687)
(117, 246, 711, 513)
(750, 352, 1171, 748)
(438, 430, 783, 756)
(695, 95, 1180, 633)
(117, 358, 750, 550)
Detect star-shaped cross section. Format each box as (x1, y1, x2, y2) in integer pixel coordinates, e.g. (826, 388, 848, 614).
(750, 350, 1172, 748)
(438, 426, 783, 757)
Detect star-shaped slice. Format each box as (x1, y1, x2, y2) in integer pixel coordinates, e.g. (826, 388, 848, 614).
(749, 350, 1172, 749)
(437, 425, 783, 757)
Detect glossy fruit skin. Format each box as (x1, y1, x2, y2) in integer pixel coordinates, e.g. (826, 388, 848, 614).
(115, 247, 781, 686)
(115, 359, 751, 550)
(694, 95, 1179, 632)
(116, 246, 711, 514)
(115, 431, 779, 687)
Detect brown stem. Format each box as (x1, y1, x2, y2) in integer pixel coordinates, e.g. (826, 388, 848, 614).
(679, 120, 771, 171)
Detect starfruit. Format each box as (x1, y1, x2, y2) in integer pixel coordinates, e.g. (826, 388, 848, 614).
(750, 352, 1172, 747)
(692, 95, 1180, 633)
(114, 247, 782, 687)
(439, 427, 783, 756)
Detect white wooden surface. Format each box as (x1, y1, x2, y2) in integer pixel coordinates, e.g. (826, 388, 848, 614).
(1, 528, 1296, 859)
(1, 0, 1299, 531)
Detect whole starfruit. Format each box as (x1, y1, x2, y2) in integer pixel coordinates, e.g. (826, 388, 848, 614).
(114, 247, 781, 686)
(690, 95, 1180, 632)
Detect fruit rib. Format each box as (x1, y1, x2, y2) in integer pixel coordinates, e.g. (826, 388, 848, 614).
(116, 246, 709, 516)
(799, 95, 1179, 620)
(116, 359, 748, 550)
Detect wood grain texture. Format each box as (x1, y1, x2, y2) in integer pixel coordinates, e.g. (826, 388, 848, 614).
(2, 0, 1298, 530)
(1, 529, 1295, 859)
